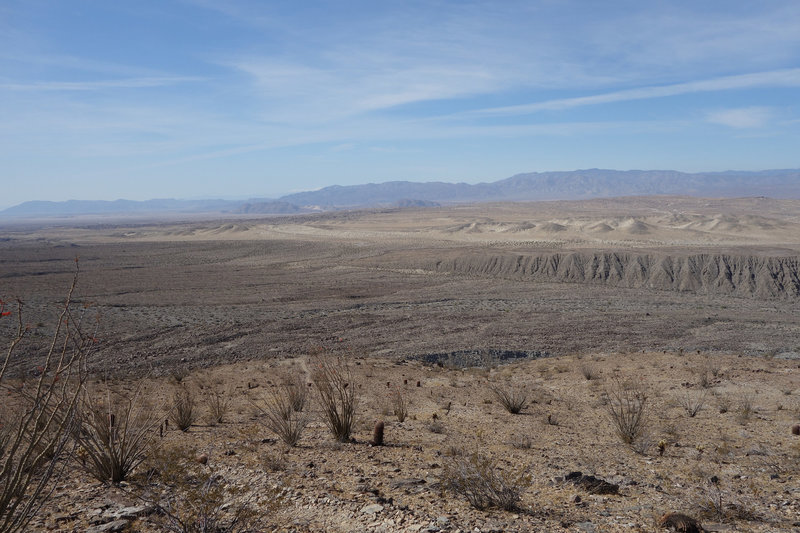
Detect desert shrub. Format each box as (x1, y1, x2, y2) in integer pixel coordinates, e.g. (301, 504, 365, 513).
(390, 388, 408, 422)
(311, 356, 357, 442)
(509, 434, 533, 450)
(443, 451, 529, 511)
(489, 382, 529, 414)
(426, 418, 445, 434)
(172, 387, 196, 432)
(285, 373, 308, 413)
(0, 265, 93, 533)
(260, 450, 287, 473)
(74, 381, 163, 483)
(204, 385, 231, 425)
(170, 367, 189, 384)
(579, 361, 598, 380)
(605, 376, 650, 449)
(714, 392, 730, 414)
(143, 444, 275, 533)
(737, 391, 756, 423)
(254, 383, 309, 447)
(678, 390, 707, 418)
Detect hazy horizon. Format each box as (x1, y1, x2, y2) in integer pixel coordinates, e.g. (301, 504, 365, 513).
(3, 1, 799, 208)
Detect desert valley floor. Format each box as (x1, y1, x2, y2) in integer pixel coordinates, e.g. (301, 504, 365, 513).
(1, 197, 800, 532)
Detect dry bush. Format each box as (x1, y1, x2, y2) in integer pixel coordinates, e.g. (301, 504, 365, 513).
(311, 356, 357, 442)
(204, 385, 232, 425)
(489, 382, 529, 414)
(737, 391, 756, 423)
(714, 392, 731, 414)
(695, 357, 722, 388)
(172, 387, 196, 432)
(0, 265, 94, 533)
(678, 390, 707, 418)
(74, 381, 163, 483)
(390, 388, 408, 422)
(284, 373, 308, 413)
(443, 451, 529, 511)
(605, 376, 650, 449)
(254, 383, 309, 447)
(142, 444, 276, 533)
(170, 367, 189, 384)
(509, 434, 533, 450)
(426, 419, 445, 434)
(579, 361, 598, 380)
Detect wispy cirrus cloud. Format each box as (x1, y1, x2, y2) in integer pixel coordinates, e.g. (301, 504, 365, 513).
(230, 58, 500, 122)
(464, 69, 800, 117)
(706, 107, 774, 129)
(0, 76, 204, 91)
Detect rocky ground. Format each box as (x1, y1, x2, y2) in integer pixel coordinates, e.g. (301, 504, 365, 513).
(2, 198, 800, 531)
(29, 350, 800, 532)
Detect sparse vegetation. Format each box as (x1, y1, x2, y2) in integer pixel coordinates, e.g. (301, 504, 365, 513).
(391, 387, 408, 422)
(737, 391, 756, 423)
(489, 382, 529, 414)
(311, 356, 358, 442)
(579, 361, 598, 380)
(172, 387, 197, 432)
(0, 265, 93, 533)
(443, 451, 529, 511)
(605, 376, 650, 449)
(254, 382, 309, 447)
(509, 434, 533, 450)
(426, 418, 445, 434)
(204, 385, 231, 425)
(7, 206, 800, 531)
(678, 389, 707, 417)
(74, 381, 162, 483)
(285, 373, 308, 413)
(142, 444, 274, 533)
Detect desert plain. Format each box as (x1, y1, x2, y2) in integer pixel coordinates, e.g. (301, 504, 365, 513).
(1, 196, 800, 532)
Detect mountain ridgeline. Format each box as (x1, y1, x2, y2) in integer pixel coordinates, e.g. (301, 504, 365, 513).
(280, 168, 800, 207)
(3, 169, 800, 217)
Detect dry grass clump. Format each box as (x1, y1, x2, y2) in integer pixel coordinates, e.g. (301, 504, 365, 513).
(426, 418, 445, 434)
(311, 356, 358, 442)
(605, 376, 650, 450)
(678, 389, 707, 418)
(391, 388, 408, 422)
(142, 444, 275, 533)
(579, 361, 598, 380)
(737, 391, 756, 423)
(509, 434, 533, 450)
(442, 451, 530, 511)
(254, 382, 309, 447)
(204, 385, 232, 425)
(171, 387, 196, 432)
(489, 382, 529, 414)
(74, 382, 162, 483)
(284, 373, 308, 414)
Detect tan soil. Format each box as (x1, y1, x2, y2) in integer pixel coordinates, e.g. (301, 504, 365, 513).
(2, 197, 800, 531)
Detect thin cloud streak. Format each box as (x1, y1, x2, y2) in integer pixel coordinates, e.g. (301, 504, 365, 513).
(707, 107, 774, 129)
(0, 76, 204, 91)
(468, 69, 800, 117)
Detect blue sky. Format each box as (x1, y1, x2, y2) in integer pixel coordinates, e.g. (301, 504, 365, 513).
(1, 1, 799, 207)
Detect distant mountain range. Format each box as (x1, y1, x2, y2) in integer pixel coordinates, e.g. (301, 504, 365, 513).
(2, 169, 799, 218)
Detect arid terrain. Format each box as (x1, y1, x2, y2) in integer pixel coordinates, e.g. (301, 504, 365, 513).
(2, 197, 800, 532)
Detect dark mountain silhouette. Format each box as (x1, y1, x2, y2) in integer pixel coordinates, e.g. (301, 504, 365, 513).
(280, 169, 800, 207)
(2, 169, 799, 218)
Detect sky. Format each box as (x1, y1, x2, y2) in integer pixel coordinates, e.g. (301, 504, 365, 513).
(1, 0, 799, 208)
